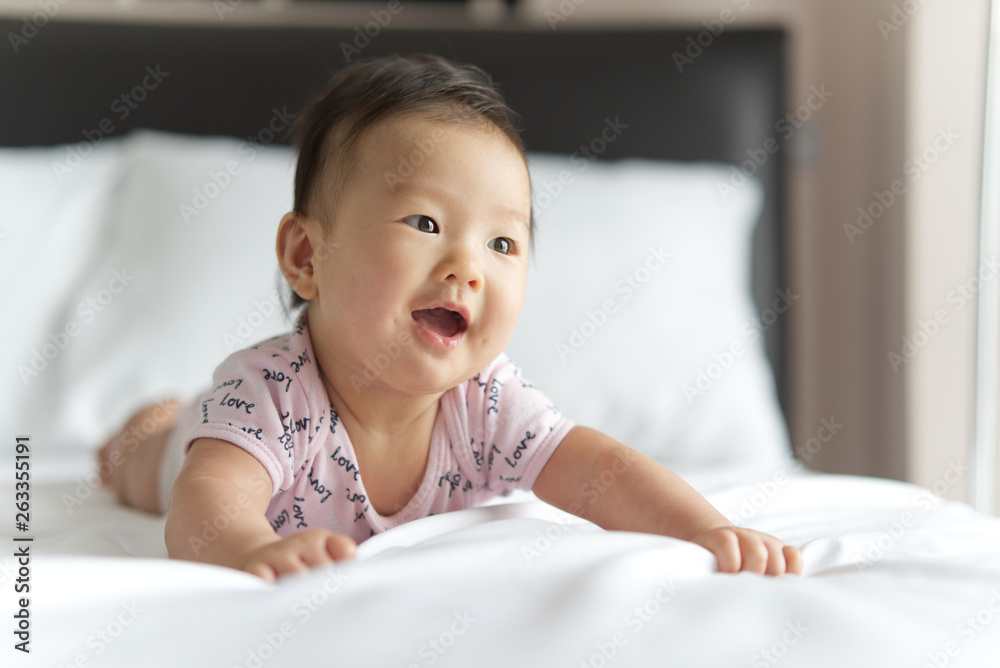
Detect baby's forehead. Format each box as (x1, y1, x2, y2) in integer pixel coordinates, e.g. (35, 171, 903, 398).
(351, 115, 528, 184)
(357, 115, 449, 161)
(358, 113, 499, 157)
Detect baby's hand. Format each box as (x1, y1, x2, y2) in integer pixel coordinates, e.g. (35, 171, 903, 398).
(240, 529, 357, 582)
(691, 526, 803, 576)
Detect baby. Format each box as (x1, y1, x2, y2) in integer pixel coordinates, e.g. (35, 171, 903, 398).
(99, 54, 802, 581)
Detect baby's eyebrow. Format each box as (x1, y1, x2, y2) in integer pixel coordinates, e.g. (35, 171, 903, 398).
(390, 179, 530, 231)
(386, 178, 438, 197)
(503, 208, 531, 231)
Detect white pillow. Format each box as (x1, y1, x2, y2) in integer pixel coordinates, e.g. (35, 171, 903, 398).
(2, 131, 788, 470)
(0, 139, 128, 449)
(504, 155, 789, 469)
(2, 130, 297, 449)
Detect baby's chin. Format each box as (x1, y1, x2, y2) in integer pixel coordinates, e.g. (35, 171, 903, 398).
(337, 321, 512, 396)
(346, 354, 481, 398)
(406, 360, 492, 395)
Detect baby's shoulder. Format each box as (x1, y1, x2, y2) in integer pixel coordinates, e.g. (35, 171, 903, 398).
(215, 332, 288, 373)
(244, 326, 297, 357)
(463, 352, 536, 392)
(220, 320, 312, 372)
(211, 325, 320, 400)
(455, 353, 546, 417)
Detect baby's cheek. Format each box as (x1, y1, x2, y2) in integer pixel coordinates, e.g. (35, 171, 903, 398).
(487, 290, 524, 345)
(502, 274, 528, 324)
(352, 257, 407, 306)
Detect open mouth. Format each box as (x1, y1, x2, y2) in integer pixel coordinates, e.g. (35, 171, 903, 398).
(411, 308, 468, 339)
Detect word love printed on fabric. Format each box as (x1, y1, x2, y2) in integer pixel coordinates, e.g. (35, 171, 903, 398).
(175, 312, 576, 545)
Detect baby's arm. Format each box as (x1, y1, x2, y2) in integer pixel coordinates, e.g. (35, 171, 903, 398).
(532, 426, 803, 575)
(164, 438, 356, 581)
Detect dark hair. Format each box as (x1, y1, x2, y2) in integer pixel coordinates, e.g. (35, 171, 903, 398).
(285, 54, 530, 310)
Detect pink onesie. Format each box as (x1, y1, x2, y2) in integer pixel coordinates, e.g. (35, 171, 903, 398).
(160, 311, 575, 544)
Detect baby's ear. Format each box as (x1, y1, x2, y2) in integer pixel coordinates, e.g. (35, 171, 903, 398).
(276, 211, 319, 301)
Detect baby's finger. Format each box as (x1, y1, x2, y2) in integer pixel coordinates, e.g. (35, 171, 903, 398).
(325, 532, 357, 561)
(698, 530, 741, 573)
(245, 561, 277, 583)
(295, 535, 338, 568)
(292, 531, 356, 567)
(783, 545, 804, 576)
(737, 533, 770, 575)
(763, 539, 788, 576)
(262, 549, 311, 578)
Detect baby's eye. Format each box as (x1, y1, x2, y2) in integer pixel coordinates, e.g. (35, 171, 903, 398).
(402, 215, 439, 234)
(488, 237, 513, 255)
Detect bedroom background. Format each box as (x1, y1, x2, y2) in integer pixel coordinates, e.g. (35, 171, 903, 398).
(0, 0, 995, 514)
(544, 0, 992, 515)
(5, 3, 1000, 666)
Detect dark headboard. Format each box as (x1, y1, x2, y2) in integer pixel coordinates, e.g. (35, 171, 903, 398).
(0, 17, 788, 417)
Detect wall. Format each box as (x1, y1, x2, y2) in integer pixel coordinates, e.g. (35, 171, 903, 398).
(905, 0, 990, 507)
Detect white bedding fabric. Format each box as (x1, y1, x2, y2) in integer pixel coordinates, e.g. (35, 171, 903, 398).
(5, 451, 1000, 667)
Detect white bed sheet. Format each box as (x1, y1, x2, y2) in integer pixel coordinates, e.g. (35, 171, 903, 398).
(4, 450, 1000, 667)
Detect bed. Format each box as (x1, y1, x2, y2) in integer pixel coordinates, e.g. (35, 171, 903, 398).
(2, 10, 1000, 667)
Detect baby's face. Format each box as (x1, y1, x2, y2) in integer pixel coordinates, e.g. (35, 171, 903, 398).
(307, 114, 532, 396)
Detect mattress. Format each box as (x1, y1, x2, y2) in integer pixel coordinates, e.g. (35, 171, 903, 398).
(6, 449, 1000, 667)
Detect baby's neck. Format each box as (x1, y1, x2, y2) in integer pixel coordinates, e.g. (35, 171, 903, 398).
(319, 366, 440, 453)
(321, 368, 440, 516)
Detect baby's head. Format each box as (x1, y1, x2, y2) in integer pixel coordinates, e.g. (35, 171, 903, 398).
(291, 54, 529, 247)
(277, 54, 534, 396)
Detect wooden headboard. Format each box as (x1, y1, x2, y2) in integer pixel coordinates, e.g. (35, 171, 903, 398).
(0, 14, 788, 417)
